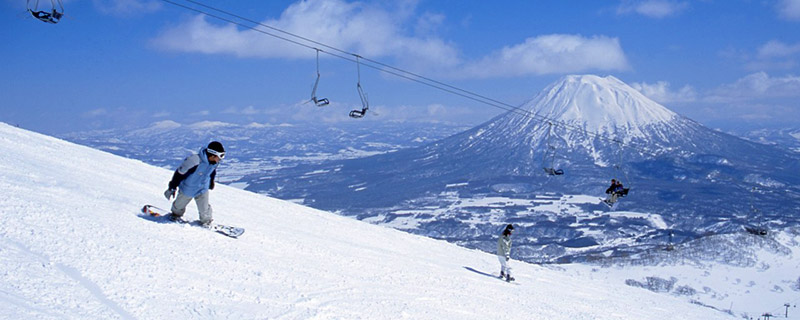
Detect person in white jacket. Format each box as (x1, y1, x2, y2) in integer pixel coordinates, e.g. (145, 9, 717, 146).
(497, 224, 514, 282)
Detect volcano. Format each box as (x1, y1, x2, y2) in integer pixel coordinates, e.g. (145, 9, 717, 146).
(256, 75, 800, 261)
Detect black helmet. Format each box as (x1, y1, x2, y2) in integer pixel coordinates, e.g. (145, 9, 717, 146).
(502, 224, 514, 236)
(207, 141, 225, 159)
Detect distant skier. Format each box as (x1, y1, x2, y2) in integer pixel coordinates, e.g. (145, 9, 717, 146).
(497, 224, 515, 282)
(163, 141, 225, 227)
(603, 179, 624, 206)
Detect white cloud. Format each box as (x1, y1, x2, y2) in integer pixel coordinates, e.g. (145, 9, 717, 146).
(706, 72, 800, 103)
(414, 12, 446, 36)
(151, 0, 460, 69)
(777, 0, 800, 20)
(222, 106, 265, 115)
(617, 0, 689, 18)
(459, 34, 630, 78)
(93, 0, 161, 15)
(670, 73, 800, 127)
(151, 0, 629, 79)
(631, 81, 697, 103)
(84, 108, 108, 117)
(426, 103, 447, 116)
(728, 40, 800, 71)
(757, 40, 800, 59)
(676, 73, 800, 127)
(241, 106, 261, 115)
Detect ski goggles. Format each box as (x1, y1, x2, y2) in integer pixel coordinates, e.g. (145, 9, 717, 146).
(207, 149, 225, 159)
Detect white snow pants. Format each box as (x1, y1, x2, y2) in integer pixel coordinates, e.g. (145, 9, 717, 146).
(606, 192, 619, 204)
(171, 191, 213, 224)
(497, 255, 511, 275)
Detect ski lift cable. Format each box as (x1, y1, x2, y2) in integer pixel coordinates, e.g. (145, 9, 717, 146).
(159, 0, 520, 112)
(765, 296, 800, 317)
(175, 0, 558, 123)
(161, 0, 528, 116)
(160, 0, 611, 137)
(159, 0, 658, 156)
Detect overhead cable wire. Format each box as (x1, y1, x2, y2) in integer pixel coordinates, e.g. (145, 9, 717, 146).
(160, 0, 654, 154)
(159, 1, 532, 120)
(176, 0, 553, 121)
(160, 0, 522, 114)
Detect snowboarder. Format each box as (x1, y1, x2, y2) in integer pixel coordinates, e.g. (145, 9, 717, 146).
(604, 179, 624, 206)
(163, 141, 225, 227)
(497, 224, 515, 282)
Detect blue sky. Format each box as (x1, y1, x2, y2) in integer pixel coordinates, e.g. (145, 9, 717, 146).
(2, 0, 800, 134)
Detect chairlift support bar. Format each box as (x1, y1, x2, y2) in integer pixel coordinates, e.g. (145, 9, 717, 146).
(613, 139, 632, 191)
(541, 122, 563, 175)
(310, 49, 329, 107)
(349, 55, 369, 119)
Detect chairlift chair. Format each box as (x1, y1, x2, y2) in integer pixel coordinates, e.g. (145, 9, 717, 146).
(543, 167, 564, 176)
(349, 55, 369, 119)
(746, 187, 768, 236)
(27, 0, 63, 24)
(541, 122, 564, 175)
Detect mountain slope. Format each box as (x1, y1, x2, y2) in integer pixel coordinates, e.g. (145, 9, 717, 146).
(264, 75, 798, 205)
(0, 122, 733, 319)
(258, 74, 800, 263)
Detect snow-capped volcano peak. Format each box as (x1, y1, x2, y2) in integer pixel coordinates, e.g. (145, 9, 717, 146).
(521, 75, 679, 137)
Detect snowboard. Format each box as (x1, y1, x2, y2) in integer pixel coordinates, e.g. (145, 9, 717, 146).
(497, 275, 520, 285)
(141, 205, 245, 238)
(601, 199, 619, 210)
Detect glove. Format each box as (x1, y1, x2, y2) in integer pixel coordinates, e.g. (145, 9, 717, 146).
(164, 188, 176, 200)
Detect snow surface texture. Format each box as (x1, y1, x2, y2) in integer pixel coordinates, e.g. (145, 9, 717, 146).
(570, 230, 800, 319)
(0, 122, 734, 319)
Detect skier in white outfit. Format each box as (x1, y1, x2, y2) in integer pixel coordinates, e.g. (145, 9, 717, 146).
(497, 224, 514, 282)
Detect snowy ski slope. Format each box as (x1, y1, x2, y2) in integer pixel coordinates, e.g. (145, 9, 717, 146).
(0, 122, 732, 319)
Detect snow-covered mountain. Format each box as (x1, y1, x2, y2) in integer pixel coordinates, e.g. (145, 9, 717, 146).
(0, 122, 739, 319)
(258, 75, 800, 262)
(494, 74, 679, 142)
(59, 120, 468, 189)
(571, 229, 800, 319)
